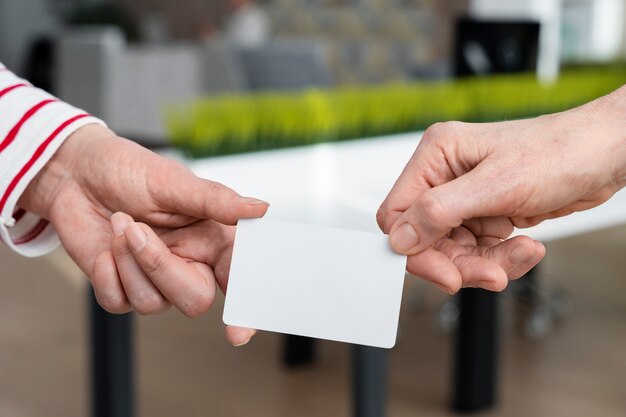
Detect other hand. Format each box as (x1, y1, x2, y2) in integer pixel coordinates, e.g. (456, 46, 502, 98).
(378, 86, 626, 293)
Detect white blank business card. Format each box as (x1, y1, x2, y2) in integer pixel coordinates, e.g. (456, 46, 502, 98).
(223, 218, 407, 348)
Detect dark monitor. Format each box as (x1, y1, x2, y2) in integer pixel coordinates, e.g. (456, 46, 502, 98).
(454, 17, 540, 77)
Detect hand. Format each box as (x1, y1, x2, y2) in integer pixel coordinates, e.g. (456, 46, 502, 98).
(19, 125, 268, 346)
(378, 86, 626, 293)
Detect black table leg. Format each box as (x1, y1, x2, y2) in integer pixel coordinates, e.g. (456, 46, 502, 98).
(353, 345, 387, 417)
(89, 289, 134, 417)
(282, 335, 316, 367)
(452, 289, 498, 412)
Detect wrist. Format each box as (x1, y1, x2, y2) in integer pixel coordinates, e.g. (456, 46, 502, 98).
(598, 86, 626, 188)
(580, 86, 626, 189)
(18, 124, 116, 219)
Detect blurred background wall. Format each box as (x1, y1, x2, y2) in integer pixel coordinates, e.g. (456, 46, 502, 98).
(3, 0, 625, 147)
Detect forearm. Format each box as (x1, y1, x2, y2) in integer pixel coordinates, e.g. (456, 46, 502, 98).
(597, 85, 626, 186)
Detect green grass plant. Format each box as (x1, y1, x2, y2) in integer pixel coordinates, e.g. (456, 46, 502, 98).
(166, 65, 626, 158)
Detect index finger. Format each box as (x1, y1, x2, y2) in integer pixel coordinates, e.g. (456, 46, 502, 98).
(150, 161, 269, 225)
(377, 135, 450, 233)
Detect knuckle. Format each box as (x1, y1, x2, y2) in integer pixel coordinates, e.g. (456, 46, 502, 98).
(142, 250, 169, 276)
(423, 121, 464, 145)
(132, 292, 167, 315)
(204, 178, 223, 193)
(419, 193, 449, 226)
(190, 180, 237, 219)
(205, 180, 236, 201)
(180, 291, 214, 318)
(98, 294, 129, 314)
(423, 122, 444, 139)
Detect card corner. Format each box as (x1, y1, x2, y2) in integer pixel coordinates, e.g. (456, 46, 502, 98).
(380, 337, 397, 349)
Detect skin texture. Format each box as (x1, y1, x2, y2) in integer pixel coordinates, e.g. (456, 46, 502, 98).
(378, 85, 626, 294)
(19, 124, 268, 346)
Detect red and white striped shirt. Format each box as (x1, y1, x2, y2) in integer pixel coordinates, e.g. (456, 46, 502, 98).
(0, 63, 104, 257)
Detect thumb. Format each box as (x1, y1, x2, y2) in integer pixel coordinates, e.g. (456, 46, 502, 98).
(157, 165, 269, 225)
(388, 164, 499, 255)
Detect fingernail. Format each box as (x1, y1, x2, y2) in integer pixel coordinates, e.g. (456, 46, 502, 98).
(125, 224, 147, 252)
(239, 196, 269, 206)
(509, 245, 533, 264)
(233, 337, 251, 347)
(390, 223, 419, 252)
(111, 213, 130, 237)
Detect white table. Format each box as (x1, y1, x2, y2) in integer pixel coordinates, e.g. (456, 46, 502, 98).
(188, 132, 626, 242)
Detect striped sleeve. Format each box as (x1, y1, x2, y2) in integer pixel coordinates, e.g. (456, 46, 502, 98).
(0, 63, 106, 257)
